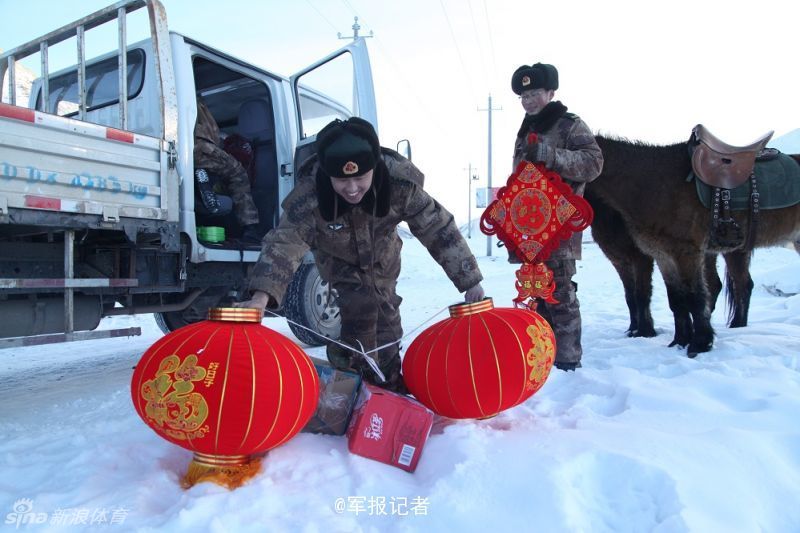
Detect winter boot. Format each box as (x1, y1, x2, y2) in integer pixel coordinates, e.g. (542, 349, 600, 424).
(378, 356, 410, 395)
(554, 361, 581, 371)
(326, 343, 354, 372)
(195, 169, 220, 214)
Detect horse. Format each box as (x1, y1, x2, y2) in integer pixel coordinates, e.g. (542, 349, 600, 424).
(586, 135, 800, 356)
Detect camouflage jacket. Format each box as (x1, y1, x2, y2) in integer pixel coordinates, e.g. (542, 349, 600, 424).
(247, 150, 483, 305)
(194, 99, 220, 157)
(512, 101, 603, 259)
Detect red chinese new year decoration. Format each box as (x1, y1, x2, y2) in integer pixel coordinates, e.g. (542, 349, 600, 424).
(480, 159, 593, 309)
(131, 308, 319, 489)
(514, 262, 558, 307)
(402, 298, 556, 419)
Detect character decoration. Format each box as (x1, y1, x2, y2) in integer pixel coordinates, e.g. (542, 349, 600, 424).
(131, 307, 319, 489)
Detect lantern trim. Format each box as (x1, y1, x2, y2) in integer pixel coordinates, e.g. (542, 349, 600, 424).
(411, 325, 439, 415)
(209, 307, 262, 323)
(444, 319, 469, 419)
(193, 453, 249, 467)
(449, 297, 494, 318)
(236, 328, 258, 452)
(476, 314, 505, 416)
(492, 312, 531, 408)
(214, 327, 237, 453)
(185, 325, 225, 451)
(251, 331, 284, 451)
(422, 326, 443, 416)
(465, 318, 488, 418)
(273, 352, 312, 448)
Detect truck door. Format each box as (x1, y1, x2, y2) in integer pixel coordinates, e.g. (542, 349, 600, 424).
(289, 37, 377, 170)
(281, 37, 376, 347)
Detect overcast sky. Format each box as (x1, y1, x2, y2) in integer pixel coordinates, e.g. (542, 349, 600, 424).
(2, 0, 798, 222)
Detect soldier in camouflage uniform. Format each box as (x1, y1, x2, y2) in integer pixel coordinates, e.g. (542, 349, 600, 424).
(194, 97, 261, 243)
(511, 63, 603, 370)
(239, 117, 485, 392)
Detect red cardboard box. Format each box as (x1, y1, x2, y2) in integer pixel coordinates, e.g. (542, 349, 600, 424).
(346, 384, 434, 472)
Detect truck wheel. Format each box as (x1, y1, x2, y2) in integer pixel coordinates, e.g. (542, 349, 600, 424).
(154, 286, 230, 335)
(284, 263, 341, 346)
(154, 310, 198, 335)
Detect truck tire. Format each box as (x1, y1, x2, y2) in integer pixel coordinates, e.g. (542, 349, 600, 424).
(154, 310, 197, 335)
(284, 263, 341, 346)
(154, 286, 230, 335)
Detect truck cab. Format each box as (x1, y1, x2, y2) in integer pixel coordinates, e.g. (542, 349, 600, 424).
(0, 0, 375, 347)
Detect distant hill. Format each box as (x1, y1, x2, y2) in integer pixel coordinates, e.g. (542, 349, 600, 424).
(769, 128, 800, 154)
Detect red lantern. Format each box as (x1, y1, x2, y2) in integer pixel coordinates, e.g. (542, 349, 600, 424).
(131, 308, 319, 489)
(402, 298, 555, 419)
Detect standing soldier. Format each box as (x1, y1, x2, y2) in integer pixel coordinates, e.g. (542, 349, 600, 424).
(237, 117, 484, 392)
(511, 63, 603, 370)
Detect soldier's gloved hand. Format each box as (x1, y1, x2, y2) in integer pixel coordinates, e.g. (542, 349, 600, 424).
(233, 290, 271, 313)
(524, 142, 547, 164)
(464, 283, 485, 303)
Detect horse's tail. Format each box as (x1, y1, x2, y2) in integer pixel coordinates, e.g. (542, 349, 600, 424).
(725, 268, 736, 327)
(724, 249, 755, 327)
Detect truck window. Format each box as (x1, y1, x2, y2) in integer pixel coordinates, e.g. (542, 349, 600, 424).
(35, 49, 145, 116)
(295, 51, 355, 138)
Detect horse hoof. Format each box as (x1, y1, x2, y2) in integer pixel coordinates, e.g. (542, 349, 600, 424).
(668, 339, 687, 348)
(687, 341, 713, 357)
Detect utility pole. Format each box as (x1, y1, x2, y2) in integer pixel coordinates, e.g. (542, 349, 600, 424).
(478, 93, 502, 256)
(338, 17, 374, 41)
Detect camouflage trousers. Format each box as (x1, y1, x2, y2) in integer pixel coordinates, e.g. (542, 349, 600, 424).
(326, 281, 405, 390)
(195, 141, 259, 226)
(537, 259, 582, 365)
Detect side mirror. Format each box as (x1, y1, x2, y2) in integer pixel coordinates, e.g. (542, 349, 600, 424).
(396, 139, 412, 161)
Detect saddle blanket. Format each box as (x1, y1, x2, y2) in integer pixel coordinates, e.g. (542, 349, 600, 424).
(691, 152, 800, 210)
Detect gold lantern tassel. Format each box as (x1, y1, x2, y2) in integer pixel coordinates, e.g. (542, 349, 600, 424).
(181, 453, 263, 490)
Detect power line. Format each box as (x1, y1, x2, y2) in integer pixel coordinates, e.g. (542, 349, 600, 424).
(330, 1, 451, 138)
(466, 0, 489, 88)
(481, 0, 498, 82)
(303, 0, 340, 33)
(438, 0, 476, 101)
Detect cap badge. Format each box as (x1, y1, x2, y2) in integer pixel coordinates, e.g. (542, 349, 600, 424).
(343, 161, 359, 175)
(522, 75, 531, 87)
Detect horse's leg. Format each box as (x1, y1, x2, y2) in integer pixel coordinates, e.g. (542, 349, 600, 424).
(664, 282, 693, 348)
(587, 194, 656, 337)
(723, 249, 754, 328)
(631, 253, 656, 337)
(704, 254, 722, 314)
(660, 254, 715, 356)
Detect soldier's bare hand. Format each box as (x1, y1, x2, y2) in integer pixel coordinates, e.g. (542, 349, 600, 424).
(233, 290, 270, 313)
(464, 283, 485, 303)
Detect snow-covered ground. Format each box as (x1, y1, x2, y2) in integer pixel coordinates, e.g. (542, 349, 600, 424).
(1, 231, 799, 532)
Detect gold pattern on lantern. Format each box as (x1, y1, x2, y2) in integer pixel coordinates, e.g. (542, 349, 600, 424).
(140, 354, 210, 440)
(525, 322, 556, 388)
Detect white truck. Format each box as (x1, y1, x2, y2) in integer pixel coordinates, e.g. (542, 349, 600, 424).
(0, 0, 379, 347)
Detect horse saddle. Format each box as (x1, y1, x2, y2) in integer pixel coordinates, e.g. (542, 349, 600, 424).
(690, 124, 774, 189)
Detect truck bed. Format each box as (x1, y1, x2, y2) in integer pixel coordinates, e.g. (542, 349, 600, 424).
(0, 102, 170, 225)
